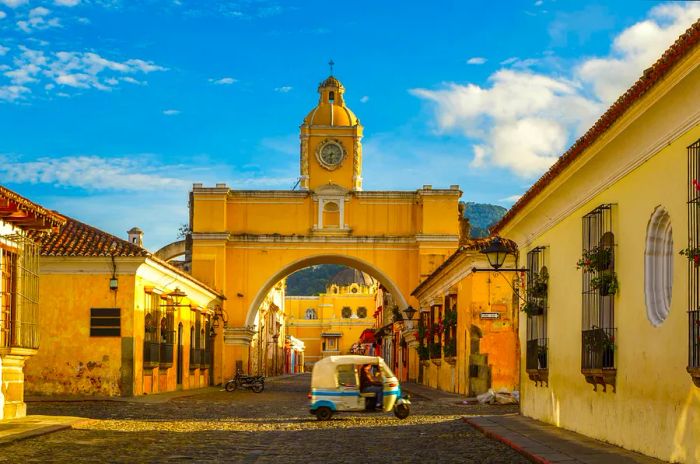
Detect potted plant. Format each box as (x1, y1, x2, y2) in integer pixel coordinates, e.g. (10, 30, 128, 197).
(429, 342, 441, 358)
(443, 309, 457, 328)
(577, 246, 612, 272)
(417, 344, 429, 361)
(443, 338, 456, 358)
(591, 270, 618, 296)
(392, 307, 404, 323)
(680, 246, 700, 267)
(522, 300, 544, 316)
(529, 268, 548, 298)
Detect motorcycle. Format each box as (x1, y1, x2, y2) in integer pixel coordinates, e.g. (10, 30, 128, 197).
(225, 371, 265, 393)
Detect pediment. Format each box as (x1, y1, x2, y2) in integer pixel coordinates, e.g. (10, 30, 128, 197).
(312, 183, 349, 197)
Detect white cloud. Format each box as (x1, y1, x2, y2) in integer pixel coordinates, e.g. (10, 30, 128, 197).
(0, 0, 27, 7)
(55, 0, 80, 6)
(0, 85, 29, 101)
(360, 95, 369, 103)
(577, 2, 700, 102)
(0, 155, 190, 191)
(17, 6, 61, 32)
(274, 85, 292, 93)
(0, 45, 8, 56)
(210, 77, 236, 85)
(0, 47, 166, 101)
(412, 3, 700, 178)
(467, 57, 487, 65)
(162, 109, 180, 116)
(0, 11, 6, 19)
(499, 194, 523, 203)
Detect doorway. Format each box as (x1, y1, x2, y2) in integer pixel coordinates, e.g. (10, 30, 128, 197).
(176, 322, 183, 385)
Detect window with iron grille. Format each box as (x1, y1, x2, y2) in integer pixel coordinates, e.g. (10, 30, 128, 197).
(525, 247, 548, 378)
(0, 235, 40, 350)
(580, 204, 616, 388)
(341, 306, 352, 318)
(429, 303, 442, 358)
(143, 292, 160, 367)
(686, 139, 700, 386)
(90, 308, 121, 337)
(443, 294, 457, 358)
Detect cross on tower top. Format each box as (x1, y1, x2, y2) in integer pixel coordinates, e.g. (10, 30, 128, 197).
(328, 59, 335, 76)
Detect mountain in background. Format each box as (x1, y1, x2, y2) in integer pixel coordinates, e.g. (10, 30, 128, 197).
(463, 202, 508, 238)
(285, 264, 349, 296)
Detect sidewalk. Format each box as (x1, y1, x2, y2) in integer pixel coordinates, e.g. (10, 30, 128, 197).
(466, 415, 665, 463)
(0, 415, 88, 445)
(403, 382, 665, 464)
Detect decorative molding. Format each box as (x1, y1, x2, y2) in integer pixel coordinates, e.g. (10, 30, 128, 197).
(223, 326, 257, 346)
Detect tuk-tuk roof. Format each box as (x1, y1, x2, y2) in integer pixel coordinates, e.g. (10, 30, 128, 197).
(311, 355, 385, 389)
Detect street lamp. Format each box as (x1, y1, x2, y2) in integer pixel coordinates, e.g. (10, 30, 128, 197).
(167, 287, 187, 306)
(211, 305, 228, 330)
(403, 305, 417, 321)
(481, 237, 510, 270)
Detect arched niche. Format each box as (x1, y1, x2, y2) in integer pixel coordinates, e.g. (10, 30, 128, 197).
(645, 206, 673, 327)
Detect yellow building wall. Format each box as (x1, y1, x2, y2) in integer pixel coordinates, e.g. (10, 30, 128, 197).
(26, 273, 135, 396)
(286, 289, 376, 368)
(502, 65, 700, 462)
(417, 269, 518, 396)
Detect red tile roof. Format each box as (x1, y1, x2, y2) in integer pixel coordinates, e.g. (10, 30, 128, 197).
(492, 19, 700, 234)
(36, 215, 149, 257)
(32, 215, 225, 298)
(0, 184, 65, 231)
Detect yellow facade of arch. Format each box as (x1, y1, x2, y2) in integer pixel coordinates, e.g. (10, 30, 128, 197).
(190, 76, 462, 382)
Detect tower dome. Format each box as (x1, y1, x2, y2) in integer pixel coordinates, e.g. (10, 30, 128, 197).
(303, 75, 359, 127)
(327, 268, 376, 287)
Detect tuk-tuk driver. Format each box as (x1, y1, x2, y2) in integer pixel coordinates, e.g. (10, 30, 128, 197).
(360, 364, 383, 408)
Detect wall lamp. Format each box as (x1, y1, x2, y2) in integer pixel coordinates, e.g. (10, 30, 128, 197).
(472, 237, 527, 273)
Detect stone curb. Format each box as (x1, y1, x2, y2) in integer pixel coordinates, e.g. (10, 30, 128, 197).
(463, 417, 550, 464)
(0, 419, 93, 447)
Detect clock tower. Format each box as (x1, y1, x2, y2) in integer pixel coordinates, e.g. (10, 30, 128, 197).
(299, 75, 363, 191)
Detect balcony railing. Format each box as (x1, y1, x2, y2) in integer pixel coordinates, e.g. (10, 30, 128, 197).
(689, 310, 700, 369)
(581, 327, 616, 392)
(159, 343, 174, 368)
(526, 338, 548, 370)
(201, 348, 211, 369)
(189, 348, 201, 369)
(143, 341, 160, 369)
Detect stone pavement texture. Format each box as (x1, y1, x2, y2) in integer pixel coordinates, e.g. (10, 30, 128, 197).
(466, 415, 667, 464)
(1, 374, 526, 463)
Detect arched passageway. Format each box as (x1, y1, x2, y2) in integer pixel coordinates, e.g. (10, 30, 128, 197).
(245, 254, 409, 327)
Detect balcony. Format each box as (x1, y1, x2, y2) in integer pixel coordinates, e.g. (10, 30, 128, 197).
(525, 338, 548, 386)
(581, 327, 616, 392)
(159, 343, 174, 369)
(189, 348, 201, 370)
(143, 341, 160, 369)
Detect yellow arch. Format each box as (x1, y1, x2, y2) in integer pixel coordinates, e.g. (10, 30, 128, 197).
(245, 253, 409, 327)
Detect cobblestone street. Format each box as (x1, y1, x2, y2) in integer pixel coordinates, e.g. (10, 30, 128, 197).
(2, 375, 527, 463)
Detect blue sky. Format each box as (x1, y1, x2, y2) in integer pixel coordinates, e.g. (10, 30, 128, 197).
(1, 0, 698, 249)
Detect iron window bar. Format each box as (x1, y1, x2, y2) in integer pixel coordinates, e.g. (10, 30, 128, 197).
(686, 139, 700, 386)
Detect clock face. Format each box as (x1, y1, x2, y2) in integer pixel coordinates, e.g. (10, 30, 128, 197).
(320, 142, 344, 167)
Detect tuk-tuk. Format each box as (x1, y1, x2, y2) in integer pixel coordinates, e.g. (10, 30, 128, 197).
(309, 355, 411, 421)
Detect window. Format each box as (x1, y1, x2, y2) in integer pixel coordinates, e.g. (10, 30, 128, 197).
(341, 306, 352, 318)
(686, 139, 700, 386)
(645, 206, 673, 327)
(305, 308, 317, 320)
(525, 247, 548, 385)
(581, 204, 616, 392)
(336, 365, 357, 387)
(0, 235, 39, 349)
(443, 294, 457, 358)
(90, 308, 121, 337)
(430, 303, 442, 358)
(357, 306, 367, 318)
(324, 337, 338, 351)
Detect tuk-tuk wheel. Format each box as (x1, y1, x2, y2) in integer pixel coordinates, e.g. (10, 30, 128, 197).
(315, 406, 333, 421)
(394, 403, 410, 419)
